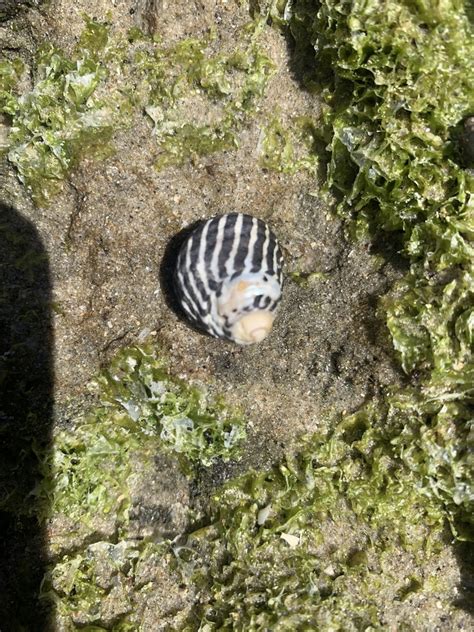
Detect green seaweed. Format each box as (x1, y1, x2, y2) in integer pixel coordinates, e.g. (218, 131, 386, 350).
(178, 414, 448, 629)
(290, 269, 328, 286)
(0, 15, 274, 203)
(133, 30, 274, 169)
(1, 17, 120, 204)
(41, 540, 175, 630)
(284, 0, 474, 537)
(0, 58, 24, 115)
(25, 345, 245, 553)
(34, 409, 143, 529)
(259, 115, 319, 175)
(36, 345, 245, 627)
(97, 345, 246, 469)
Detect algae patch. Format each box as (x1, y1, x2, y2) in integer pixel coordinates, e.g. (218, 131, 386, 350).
(284, 0, 474, 538)
(97, 345, 246, 470)
(42, 540, 167, 629)
(0, 15, 274, 204)
(259, 115, 320, 175)
(34, 345, 245, 534)
(181, 415, 448, 629)
(0, 18, 121, 204)
(35, 345, 245, 626)
(132, 30, 274, 170)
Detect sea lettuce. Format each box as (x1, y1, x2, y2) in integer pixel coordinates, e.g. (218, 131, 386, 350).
(1, 18, 118, 204)
(97, 345, 246, 469)
(180, 414, 448, 629)
(29, 345, 245, 535)
(259, 115, 319, 175)
(0, 15, 274, 204)
(285, 0, 474, 537)
(133, 28, 274, 170)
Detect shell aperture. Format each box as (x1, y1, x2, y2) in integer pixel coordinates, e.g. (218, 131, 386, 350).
(174, 213, 284, 344)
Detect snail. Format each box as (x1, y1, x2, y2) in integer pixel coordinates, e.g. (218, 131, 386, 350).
(174, 213, 284, 344)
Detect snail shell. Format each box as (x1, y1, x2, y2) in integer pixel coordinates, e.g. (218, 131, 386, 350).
(174, 213, 284, 344)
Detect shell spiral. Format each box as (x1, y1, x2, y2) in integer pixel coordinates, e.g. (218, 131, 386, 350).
(174, 213, 284, 344)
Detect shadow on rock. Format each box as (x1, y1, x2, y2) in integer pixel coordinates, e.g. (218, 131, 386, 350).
(0, 202, 54, 629)
(453, 541, 474, 615)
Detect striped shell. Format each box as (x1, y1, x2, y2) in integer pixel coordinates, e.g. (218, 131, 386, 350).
(174, 213, 284, 344)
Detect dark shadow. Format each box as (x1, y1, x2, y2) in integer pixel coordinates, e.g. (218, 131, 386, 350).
(0, 0, 44, 22)
(363, 229, 407, 270)
(0, 202, 54, 629)
(447, 115, 474, 170)
(453, 541, 474, 615)
(284, 19, 330, 90)
(159, 221, 198, 319)
(466, 0, 474, 25)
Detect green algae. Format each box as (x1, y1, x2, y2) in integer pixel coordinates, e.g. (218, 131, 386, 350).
(283, 0, 474, 539)
(42, 541, 159, 629)
(0, 58, 24, 114)
(0, 18, 120, 204)
(179, 416, 448, 629)
(35, 345, 245, 628)
(98, 345, 246, 470)
(43, 399, 456, 630)
(129, 24, 274, 170)
(0, 15, 274, 204)
(36, 345, 245, 526)
(259, 115, 319, 175)
(290, 269, 328, 286)
(41, 539, 189, 630)
(35, 409, 144, 530)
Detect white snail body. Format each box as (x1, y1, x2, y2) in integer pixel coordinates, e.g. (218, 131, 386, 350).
(174, 213, 284, 344)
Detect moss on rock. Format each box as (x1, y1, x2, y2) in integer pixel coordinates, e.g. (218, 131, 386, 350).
(0, 13, 274, 204)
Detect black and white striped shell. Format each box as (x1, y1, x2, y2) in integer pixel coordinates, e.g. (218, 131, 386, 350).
(174, 213, 284, 345)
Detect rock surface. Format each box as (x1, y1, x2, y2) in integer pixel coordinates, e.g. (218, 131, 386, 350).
(0, 1, 471, 630)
